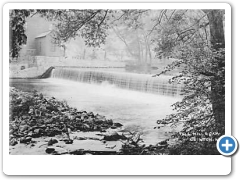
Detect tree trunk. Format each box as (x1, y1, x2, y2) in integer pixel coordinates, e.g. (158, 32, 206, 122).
(136, 30, 142, 62)
(204, 10, 225, 133)
(112, 27, 136, 60)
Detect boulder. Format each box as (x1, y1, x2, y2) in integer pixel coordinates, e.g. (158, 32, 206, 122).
(113, 122, 123, 127)
(10, 138, 18, 146)
(45, 147, 55, 154)
(52, 147, 68, 155)
(48, 138, 58, 146)
(20, 137, 32, 144)
(19, 125, 29, 132)
(64, 139, 73, 144)
(103, 132, 127, 141)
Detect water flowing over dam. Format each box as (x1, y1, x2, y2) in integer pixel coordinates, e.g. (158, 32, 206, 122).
(51, 68, 183, 96)
(10, 67, 183, 145)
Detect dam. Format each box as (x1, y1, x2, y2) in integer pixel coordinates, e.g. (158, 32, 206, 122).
(10, 67, 183, 145)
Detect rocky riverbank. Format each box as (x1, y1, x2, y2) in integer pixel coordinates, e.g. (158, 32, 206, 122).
(9, 87, 173, 155)
(9, 87, 130, 155)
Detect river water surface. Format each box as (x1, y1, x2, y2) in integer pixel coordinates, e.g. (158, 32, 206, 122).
(10, 78, 181, 145)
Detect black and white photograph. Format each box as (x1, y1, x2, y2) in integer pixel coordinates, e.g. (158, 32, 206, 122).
(8, 7, 226, 156)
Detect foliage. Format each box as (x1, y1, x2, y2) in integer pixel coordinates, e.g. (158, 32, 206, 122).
(153, 10, 225, 154)
(9, 9, 33, 58)
(38, 9, 111, 47)
(156, 46, 225, 134)
(119, 132, 170, 155)
(119, 132, 145, 155)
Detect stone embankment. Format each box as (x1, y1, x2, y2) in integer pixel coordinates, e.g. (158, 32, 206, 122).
(10, 66, 51, 79)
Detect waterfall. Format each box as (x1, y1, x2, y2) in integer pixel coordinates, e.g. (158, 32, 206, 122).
(51, 68, 183, 96)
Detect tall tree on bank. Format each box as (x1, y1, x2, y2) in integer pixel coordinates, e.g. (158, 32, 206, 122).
(9, 9, 32, 58)
(153, 10, 225, 154)
(203, 10, 225, 129)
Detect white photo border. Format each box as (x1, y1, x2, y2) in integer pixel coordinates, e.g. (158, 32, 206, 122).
(3, 2, 231, 175)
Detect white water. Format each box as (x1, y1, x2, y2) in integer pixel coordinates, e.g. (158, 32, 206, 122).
(51, 68, 183, 97)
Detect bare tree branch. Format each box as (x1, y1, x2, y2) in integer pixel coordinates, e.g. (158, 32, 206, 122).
(168, 9, 176, 22)
(62, 10, 101, 42)
(147, 10, 165, 37)
(98, 9, 108, 29)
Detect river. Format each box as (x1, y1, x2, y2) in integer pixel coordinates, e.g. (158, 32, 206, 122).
(10, 77, 181, 145)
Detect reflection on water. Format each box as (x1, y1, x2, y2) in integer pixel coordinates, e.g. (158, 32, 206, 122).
(10, 78, 181, 145)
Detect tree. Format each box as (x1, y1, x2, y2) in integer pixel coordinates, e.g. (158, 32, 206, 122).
(9, 9, 32, 59)
(9, 9, 110, 59)
(202, 10, 225, 128)
(152, 10, 225, 154)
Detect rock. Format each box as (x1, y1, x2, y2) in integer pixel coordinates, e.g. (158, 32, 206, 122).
(52, 147, 68, 155)
(19, 125, 29, 132)
(32, 129, 42, 137)
(28, 131, 33, 136)
(88, 137, 100, 141)
(103, 132, 127, 141)
(157, 140, 169, 147)
(29, 143, 35, 147)
(82, 123, 90, 130)
(69, 149, 85, 155)
(60, 138, 69, 142)
(9, 129, 14, 135)
(76, 118, 81, 121)
(88, 112, 94, 117)
(31, 139, 37, 143)
(113, 122, 123, 127)
(20, 120, 27, 125)
(106, 119, 113, 126)
(94, 118, 104, 125)
(45, 147, 55, 154)
(76, 137, 87, 140)
(45, 118, 54, 124)
(9, 134, 15, 139)
(10, 138, 18, 146)
(20, 137, 32, 144)
(65, 139, 73, 144)
(26, 136, 32, 141)
(48, 139, 58, 146)
(39, 125, 46, 128)
(45, 130, 58, 137)
(34, 129, 41, 134)
(93, 125, 101, 131)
